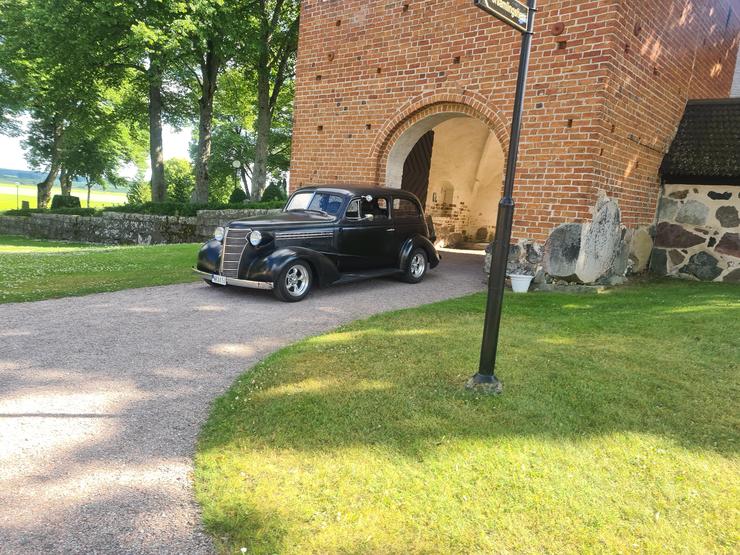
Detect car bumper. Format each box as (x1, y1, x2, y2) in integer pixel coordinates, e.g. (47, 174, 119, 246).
(192, 268, 274, 290)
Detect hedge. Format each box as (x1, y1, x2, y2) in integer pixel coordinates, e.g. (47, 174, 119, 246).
(4, 200, 285, 218)
(104, 200, 285, 217)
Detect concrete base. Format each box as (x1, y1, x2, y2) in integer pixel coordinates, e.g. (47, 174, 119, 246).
(465, 373, 503, 395)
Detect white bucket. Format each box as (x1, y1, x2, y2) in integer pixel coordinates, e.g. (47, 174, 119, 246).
(509, 274, 534, 293)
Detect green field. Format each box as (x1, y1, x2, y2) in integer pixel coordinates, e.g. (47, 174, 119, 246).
(0, 235, 200, 303)
(196, 281, 740, 554)
(0, 182, 127, 210)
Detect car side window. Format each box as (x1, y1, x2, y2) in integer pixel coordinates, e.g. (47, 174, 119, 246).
(393, 198, 422, 220)
(345, 198, 361, 220)
(362, 196, 390, 221)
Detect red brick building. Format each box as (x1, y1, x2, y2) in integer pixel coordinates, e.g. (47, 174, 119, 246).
(290, 0, 739, 281)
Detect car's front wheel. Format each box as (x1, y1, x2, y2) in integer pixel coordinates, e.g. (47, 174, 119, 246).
(273, 261, 313, 302)
(401, 248, 428, 284)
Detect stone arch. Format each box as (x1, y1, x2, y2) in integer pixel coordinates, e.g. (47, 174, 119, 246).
(371, 93, 510, 188)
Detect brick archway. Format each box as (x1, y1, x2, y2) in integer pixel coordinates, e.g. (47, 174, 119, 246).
(371, 94, 511, 188)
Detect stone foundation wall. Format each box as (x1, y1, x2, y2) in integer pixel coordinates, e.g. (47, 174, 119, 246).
(0, 209, 281, 245)
(485, 191, 653, 287)
(650, 184, 739, 282)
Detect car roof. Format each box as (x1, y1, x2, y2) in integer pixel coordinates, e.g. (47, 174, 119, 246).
(292, 185, 421, 201)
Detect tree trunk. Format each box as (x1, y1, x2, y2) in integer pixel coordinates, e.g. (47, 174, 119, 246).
(59, 168, 73, 196)
(148, 65, 166, 203)
(252, 37, 272, 201)
(192, 41, 220, 204)
(87, 185, 92, 208)
(36, 121, 63, 209)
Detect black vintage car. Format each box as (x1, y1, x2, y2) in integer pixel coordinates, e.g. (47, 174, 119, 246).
(194, 186, 440, 302)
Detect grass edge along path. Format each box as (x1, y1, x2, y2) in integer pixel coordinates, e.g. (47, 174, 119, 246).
(195, 281, 739, 554)
(0, 235, 200, 303)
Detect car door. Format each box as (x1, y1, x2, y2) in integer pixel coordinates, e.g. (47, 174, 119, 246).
(337, 196, 396, 271)
(391, 196, 425, 254)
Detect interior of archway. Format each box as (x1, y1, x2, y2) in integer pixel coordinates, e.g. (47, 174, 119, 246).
(394, 116, 504, 248)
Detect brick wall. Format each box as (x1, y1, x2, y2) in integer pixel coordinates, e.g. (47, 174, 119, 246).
(595, 0, 740, 230)
(290, 0, 739, 242)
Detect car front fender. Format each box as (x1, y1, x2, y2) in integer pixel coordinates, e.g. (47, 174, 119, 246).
(197, 239, 223, 274)
(247, 247, 341, 287)
(399, 235, 441, 270)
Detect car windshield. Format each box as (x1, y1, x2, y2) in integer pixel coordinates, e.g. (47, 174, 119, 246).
(286, 192, 344, 216)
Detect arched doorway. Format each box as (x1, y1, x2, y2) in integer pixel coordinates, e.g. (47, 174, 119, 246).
(385, 114, 505, 248)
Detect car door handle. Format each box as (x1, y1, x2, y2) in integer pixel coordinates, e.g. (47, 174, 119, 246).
(386, 228, 396, 232)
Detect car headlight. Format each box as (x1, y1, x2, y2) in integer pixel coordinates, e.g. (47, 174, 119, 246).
(249, 230, 262, 247)
(214, 227, 225, 242)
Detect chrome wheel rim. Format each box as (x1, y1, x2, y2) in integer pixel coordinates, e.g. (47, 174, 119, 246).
(410, 253, 426, 278)
(285, 264, 310, 297)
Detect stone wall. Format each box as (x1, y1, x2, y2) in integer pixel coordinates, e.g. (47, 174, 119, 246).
(486, 191, 654, 286)
(650, 184, 739, 282)
(0, 209, 281, 245)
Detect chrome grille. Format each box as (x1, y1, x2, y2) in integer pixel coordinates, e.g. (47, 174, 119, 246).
(220, 227, 251, 278)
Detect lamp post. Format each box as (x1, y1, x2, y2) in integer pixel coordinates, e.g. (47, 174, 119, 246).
(232, 160, 242, 192)
(467, 0, 537, 393)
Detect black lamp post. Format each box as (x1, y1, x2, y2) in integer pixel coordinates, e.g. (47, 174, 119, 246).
(468, 0, 537, 393)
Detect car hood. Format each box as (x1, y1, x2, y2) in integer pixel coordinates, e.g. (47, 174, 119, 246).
(228, 210, 337, 229)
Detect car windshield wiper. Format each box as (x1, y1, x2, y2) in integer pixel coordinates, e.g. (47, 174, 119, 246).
(305, 208, 328, 216)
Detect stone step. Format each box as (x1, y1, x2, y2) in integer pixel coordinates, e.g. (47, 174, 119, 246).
(457, 242, 489, 251)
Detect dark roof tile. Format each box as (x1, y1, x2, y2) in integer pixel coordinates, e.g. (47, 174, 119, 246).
(660, 98, 740, 184)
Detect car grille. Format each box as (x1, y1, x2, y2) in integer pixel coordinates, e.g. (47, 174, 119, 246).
(221, 227, 251, 278)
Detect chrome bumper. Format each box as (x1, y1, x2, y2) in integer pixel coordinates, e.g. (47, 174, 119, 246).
(193, 268, 274, 290)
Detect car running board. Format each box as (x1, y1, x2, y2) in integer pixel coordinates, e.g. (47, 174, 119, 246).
(335, 268, 403, 285)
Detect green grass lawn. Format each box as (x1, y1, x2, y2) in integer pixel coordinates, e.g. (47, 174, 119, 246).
(195, 281, 739, 554)
(0, 183, 127, 211)
(0, 235, 200, 303)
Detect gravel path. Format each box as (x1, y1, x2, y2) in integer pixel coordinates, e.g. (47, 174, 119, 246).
(0, 252, 486, 554)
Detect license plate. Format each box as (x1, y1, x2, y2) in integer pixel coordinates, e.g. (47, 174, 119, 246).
(211, 274, 227, 285)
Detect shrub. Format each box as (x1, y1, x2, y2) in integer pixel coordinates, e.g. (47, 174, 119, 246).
(5, 207, 100, 217)
(229, 187, 249, 204)
(127, 179, 152, 204)
(166, 159, 195, 203)
(51, 195, 81, 209)
(261, 182, 288, 202)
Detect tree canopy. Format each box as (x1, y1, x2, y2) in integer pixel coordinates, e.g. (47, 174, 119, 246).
(0, 0, 300, 208)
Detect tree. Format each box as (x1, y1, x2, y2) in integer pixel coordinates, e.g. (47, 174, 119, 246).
(175, 0, 247, 204)
(57, 87, 148, 207)
(208, 69, 256, 198)
(242, 0, 299, 199)
(208, 66, 293, 202)
(165, 158, 195, 203)
(0, 0, 142, 207)
(113, 0, 193, 202)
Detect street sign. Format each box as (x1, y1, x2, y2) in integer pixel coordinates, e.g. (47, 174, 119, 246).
(474, 0, 529, 33)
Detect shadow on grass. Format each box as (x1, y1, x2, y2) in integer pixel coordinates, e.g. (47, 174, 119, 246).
(201, 280, 740, 459)
(194, 279, 739, 552)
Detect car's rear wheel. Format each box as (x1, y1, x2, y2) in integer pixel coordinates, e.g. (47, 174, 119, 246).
(402, 248, 428, 283)
(274, 261, 313, 302)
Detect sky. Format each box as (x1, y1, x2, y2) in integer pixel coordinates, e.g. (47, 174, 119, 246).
(0, 125, 193, 172)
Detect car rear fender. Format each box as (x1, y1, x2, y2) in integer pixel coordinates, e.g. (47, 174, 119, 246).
(248, 247, 340, 287)
(399, 236, 440, 270)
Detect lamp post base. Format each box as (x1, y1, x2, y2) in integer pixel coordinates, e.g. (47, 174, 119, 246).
(465, 373, 503, 395)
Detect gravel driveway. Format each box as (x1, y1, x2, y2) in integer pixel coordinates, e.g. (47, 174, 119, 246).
(0, 252, 486, 554)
